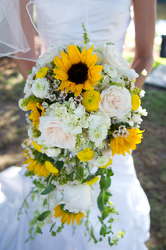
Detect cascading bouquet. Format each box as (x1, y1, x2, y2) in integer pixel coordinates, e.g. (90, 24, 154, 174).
(18, 26, 147, 246)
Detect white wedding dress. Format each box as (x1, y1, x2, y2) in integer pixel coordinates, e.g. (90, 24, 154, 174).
(0, 0, 150, 249)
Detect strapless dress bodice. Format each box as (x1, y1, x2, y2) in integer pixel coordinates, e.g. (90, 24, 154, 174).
(32, 0, 132, 52)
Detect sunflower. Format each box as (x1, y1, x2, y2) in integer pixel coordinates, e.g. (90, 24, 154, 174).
(53, 205, 85, 225)
(110, 128, 144, 156)
(32, 141, 42, 152)
(53, 44, 103, 96)
(25, 101, 44, 129)
(45, 161, 59, 174)
(24, 151, 50, 177)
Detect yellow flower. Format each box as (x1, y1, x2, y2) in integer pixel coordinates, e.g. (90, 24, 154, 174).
(86, 176, 99, 185)
(24, 154, 50, 177)
(53, 205, 85, 225)
(110, 128, 144, 156)
(53, 44, 103, 96)
(131, 94, 141, 111)
(25, 101, 44, 129)
(82, 90, 101, 112)
(32, 141, 42, 152)
(77, 147, 95, 161)
(36, 67, 49, 78)
(99, 158, 113, 168)
(45, 161, 59, 174)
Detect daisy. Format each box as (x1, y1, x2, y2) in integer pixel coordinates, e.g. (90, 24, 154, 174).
(32, 78, 50, 99)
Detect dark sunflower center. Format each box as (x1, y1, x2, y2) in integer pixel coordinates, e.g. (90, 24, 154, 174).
(68, 62, 88, 84)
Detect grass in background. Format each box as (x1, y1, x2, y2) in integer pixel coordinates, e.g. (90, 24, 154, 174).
(133, 86, 166, 250)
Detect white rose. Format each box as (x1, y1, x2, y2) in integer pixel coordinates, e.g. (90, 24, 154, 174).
(74, 105, 85, 116)
(102, 44, 128, 68)
(39, 116, 76, 149)
(88, 110, 111, 129)
(38, 46, 59, 67)
(57, 184, 94, 213)
(44, 148, 61, 157)
(118, 67, 138, 79)
(99, 86, 131, 117)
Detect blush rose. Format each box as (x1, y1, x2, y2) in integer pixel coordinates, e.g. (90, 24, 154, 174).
(99, 85, 131, 117)
(39, 116, 76, 149)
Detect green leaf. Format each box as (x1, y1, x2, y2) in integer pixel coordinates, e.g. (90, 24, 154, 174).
(97, 193, 105, 211)
(56, 161, 64, 170)
(25, 200, 29, 209)
(90, 227, 98, 244)
(36, 226, 43, 234)
(49, 222, 56, 232)
(41, 184, 54, 195)
(100, 175, 111, 190)
(43, 198, 48, 206)
(51, 231, 56, 236)
(37, 210, 51, 221)
(107, 168, 114, 177)
(100, 224, 107, 236)
(108, 218, 114, 224)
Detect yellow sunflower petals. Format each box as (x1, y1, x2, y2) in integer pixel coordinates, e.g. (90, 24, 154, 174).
(53, 56, 64, 69)
(110, 128, 144, 156)
(75, 213, 81, 225)
(53, 69, 68, 80)
(61, 51, 71, 69)
(68, 44, 80, 64)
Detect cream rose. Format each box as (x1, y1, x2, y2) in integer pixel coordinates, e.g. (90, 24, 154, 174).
(57, 184, 94, 213)
(99, 86, 131, 117)
(38, 46, 59, 67)
(102, 44, 128, 68)
(39, 116, 76, 149)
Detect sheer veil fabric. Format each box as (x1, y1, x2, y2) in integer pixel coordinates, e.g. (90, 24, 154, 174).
(0, 0, 35, 60)
(0, 0, 150, 249)
(0, 0, 90, 60)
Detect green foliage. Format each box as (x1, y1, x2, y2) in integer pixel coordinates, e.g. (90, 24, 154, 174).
(22, 95, 42, 107)
(37, 210, 51, 221)
(41, 184, 55, 195)
(82, 23, 90, 44)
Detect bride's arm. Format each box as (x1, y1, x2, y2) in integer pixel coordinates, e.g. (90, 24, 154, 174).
(14, 0, 36, 80)
(131, 0, 156, 88)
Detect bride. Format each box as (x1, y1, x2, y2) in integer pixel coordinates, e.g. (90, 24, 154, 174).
(0, 0, 156, 249)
